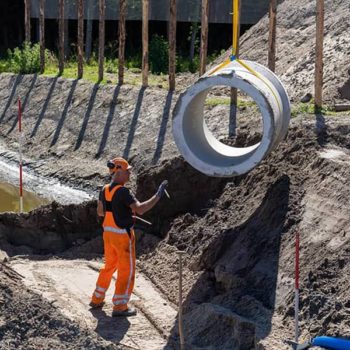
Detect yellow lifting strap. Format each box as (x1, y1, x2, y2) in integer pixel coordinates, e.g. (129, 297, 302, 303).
(207, 0, 282, 113)
(232, 0, 239, 57)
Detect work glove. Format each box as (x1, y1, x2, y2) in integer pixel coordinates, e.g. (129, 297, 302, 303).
(156, 180, 168, 198)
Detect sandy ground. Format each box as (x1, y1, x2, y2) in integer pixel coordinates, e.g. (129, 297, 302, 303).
(8, 258, 177, 350)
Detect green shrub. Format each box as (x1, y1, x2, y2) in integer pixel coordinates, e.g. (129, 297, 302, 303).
(106, 58, 118, 73)
(6, 42, 50, 74)
(189, 55, 200, 73)
(176, 55, 200, 73)
(149, 34, 169, 74)
(125, 55, 142, 70)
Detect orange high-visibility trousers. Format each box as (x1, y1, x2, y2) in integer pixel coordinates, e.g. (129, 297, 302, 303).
(91, 229, 136, 311)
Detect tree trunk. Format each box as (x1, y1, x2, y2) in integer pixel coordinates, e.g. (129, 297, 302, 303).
(24, 0, 31, 43)
(268, 0, 277, 72)
(315, 0, 324, 109)
(118, 0, 127, 85)
(199, 0, 209, 76)
(77, 0, 84, 79)
(142, 0, 149, 87)
(59, 0, 64, 75)
(169, 0, 177, 90)
(39, 0, 45, 73)
(85, 0, 93, 63)
(98, 0, 105, 82)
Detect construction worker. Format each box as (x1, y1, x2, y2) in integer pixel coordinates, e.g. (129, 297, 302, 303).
(90, 157, 168, 317)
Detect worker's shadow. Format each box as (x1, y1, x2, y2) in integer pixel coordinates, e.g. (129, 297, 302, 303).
(166, 175, 291, 349)
(90, 307, 131, 343)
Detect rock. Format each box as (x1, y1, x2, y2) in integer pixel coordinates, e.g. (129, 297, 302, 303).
(300, 93, 313, 103)
(0, 250, 9, 263)
(183, 303, 256, 350)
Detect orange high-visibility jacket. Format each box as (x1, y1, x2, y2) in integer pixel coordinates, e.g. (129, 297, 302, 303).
(102, 184, 133, 234)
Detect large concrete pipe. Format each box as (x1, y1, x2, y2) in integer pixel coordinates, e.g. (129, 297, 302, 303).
(172, 60, 291, 177)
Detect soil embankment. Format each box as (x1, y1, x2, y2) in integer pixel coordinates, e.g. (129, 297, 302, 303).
(1, 111, 350, 349)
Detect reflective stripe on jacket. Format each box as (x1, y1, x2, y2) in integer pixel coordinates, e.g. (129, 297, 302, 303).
(102, 184, 129, 234)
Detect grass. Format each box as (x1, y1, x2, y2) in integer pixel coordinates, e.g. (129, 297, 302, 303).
(290, 102, 337, 118)
(205, 97, 259, 109)
(0, 57, 170, 88)
(42, 59, 170, 88)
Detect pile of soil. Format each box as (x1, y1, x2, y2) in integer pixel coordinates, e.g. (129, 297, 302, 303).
(0, 200, 100, 255)
(0, 263, 126, 350)
(215, 0, 350, 103)
(135, 118, 350, 348)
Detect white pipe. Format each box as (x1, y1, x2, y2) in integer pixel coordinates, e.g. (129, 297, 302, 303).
(172, 60, 291, 177)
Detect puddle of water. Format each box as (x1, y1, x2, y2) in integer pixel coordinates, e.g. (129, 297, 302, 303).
(0, 156, 93, 205)
(0, 182, 48, 213)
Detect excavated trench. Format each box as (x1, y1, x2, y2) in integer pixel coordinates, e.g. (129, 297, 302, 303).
(1, 120, 350, 349)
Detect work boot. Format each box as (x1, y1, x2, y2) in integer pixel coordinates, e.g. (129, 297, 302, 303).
(89, 301, 105, 309)
(112, 307, 137, 317)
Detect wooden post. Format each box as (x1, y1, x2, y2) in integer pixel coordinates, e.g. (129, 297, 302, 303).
(315, 0, 324, 110)
(98, 0, 105, 82)
(77, 0, 84, 79)
(142, 0, 149, 87)
(199, 0, 209, 76)
(24, 0, 31, 43)
(118, 0, 127, 85)
(178, 251, 185, 350)
(85, 0, 93, 63)
(230, 0, 241, 137)
(58, 0, 64, 75)
(169, 0, 177, 90)
(39, 0, 45, 74)
(268, 0, 277, 72)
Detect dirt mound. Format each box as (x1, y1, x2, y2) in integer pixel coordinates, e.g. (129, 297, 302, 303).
(135, 156, 230, 237)
(0, 263, 126, 350)
(136, 117, 350, 349)
(214, 0, 350, 103)
(0, 200, 100, 255)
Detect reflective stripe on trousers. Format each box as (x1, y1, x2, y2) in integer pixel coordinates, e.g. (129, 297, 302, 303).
(93, 285, 107, 299)
(91, 230, 136, 311)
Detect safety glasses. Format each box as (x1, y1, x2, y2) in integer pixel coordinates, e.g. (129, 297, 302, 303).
(107, 160, 122, 170)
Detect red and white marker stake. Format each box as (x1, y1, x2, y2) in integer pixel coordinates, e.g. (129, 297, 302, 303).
(295, 230, 300, 343)
(18, 98, 23, 213)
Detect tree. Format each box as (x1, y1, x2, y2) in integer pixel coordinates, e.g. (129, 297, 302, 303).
(24, 0, 31, 42)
